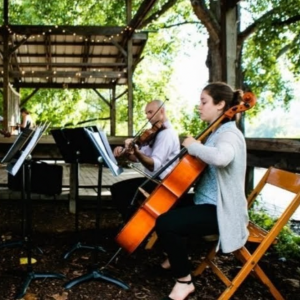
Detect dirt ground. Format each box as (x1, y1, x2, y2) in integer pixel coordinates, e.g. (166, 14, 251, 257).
(0, 200, 299, 300)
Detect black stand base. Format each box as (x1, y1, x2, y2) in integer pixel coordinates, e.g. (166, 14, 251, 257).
(16, 271, 65, 299)
(0, 240, 43, 255)
(0, 240, 23, 249)
(63, 243, 128, 290)
(64, 268, 129, 290)
(63, 242, 105, 260)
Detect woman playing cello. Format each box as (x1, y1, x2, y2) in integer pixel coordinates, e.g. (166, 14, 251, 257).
(156, 82, 250, 300)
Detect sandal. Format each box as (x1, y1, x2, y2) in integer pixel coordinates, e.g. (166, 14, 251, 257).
(176, 279, 193, 285)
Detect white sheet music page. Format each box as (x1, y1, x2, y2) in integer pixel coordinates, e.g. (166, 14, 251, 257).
(84, 128, 123, 176)
(7, 126, 44, 176)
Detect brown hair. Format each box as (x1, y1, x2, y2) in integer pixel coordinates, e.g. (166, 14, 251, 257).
(203, 82, 243, 114)
(20, 107, 30, 114)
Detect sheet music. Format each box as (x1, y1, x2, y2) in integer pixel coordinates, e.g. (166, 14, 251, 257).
(7, 126, 45, 176)
(1, 128, 33, 164)
(84, 128, 123, 176)
(97, 130, 119, 165)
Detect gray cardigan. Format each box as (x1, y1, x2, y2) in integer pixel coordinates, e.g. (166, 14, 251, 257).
(187, 121, 249, 253)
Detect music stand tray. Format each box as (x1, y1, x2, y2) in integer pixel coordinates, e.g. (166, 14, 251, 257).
(51, 126, 128, 290)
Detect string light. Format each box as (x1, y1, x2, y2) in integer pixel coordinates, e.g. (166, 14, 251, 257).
(2, 24, 136, 43)
(1, 24, 141, 82)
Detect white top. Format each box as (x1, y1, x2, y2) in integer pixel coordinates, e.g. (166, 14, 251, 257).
(140, 120, 180, 179)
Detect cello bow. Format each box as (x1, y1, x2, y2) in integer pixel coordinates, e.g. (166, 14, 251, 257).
(115, 92, 256, 254)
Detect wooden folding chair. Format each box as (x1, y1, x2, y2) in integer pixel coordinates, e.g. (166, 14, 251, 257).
(193, 167, 300, 300)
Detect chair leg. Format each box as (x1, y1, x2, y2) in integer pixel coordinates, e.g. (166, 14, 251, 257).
(234, 247, 285, 300)
(193, 245, 232, 287)
(193, 244, 217, 276)
(217, 247, 284, 300)
(144, 232, 158, 250)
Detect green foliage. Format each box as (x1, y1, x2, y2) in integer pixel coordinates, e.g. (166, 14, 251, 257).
(241, 0, 300, 107)
(179, 104, 206, 137)
(1, 0, 194, 136)
(21, 88, 112, 133)
(249, 202, 300, 259)
(2, 0, 300, 136)
(7, 0, 126, 25)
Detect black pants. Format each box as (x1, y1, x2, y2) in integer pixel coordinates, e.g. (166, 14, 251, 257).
(155, 203, 219, 278)
(110, 177, 158, 221)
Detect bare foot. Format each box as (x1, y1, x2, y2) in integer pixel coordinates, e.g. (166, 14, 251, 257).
(168, 275, 195, 300)
(161, 258, 171, 269)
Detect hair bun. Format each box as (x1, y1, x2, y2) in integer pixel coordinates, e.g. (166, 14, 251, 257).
(232, 90, 243, 106)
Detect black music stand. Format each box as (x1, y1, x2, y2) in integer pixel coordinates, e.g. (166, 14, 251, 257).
(1, 125, 65, 299)
(0, 128, 33, 250)
(51, 126, 128, 290)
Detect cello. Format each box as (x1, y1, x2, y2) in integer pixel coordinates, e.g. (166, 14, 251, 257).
(115, 92, 256, 254)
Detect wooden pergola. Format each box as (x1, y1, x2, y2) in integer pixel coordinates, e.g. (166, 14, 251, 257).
(0, 0, 160, 136)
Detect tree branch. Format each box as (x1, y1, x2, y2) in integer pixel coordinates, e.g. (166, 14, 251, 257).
(238, 8, 276, 43)
(273, 14, 300, 26)
(276, 34, 300, 59)
(158, 21, 201, 29)
(190, 0, 221, 43)
(140, 0, 178, 28)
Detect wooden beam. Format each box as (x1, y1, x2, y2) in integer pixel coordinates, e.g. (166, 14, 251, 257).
(9, 70, 127, 79)
(7, 62, 127, 68)
(6, 53, 141, 59)
(93, 89, 111, 108)
(127, 0, 134, 136)
(2, 22, 9, 131)
(20, 88, 39, 107)
(110, 40, 127, 57)
(0, 25, 128, 36)
(111, 86, 116, 136)
(5, 34, 147, 47)
(8, 83, 116, 89)
(225, 0, 240, 10)
(246, 138, 300, 153)
(4, 0, 8, 24)
(246, 138, 300, 173)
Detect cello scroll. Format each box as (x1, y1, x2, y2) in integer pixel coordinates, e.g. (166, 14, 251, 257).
(224, 92, 256, 119)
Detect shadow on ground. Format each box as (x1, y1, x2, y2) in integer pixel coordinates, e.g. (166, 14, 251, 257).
(0, 201, 299, 300)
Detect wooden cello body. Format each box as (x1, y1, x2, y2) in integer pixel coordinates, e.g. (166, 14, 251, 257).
(115, 93, 256, 254)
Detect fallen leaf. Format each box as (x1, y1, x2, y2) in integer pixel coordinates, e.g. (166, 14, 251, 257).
(51, 292, 68, 300)
(72, 270, 83, 276)
(24, 293, 38, 300)
(283, 278, 300, 288)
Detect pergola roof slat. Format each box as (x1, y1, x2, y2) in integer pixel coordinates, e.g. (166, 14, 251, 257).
(0, 25, 148, 89)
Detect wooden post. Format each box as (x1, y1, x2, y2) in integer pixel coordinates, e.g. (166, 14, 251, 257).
(111, 86, 116, 136)
(221, 0, 239, 87)
(2, 0, 9, 131)
(126, 0, 134, 136)
(225, 6, 238, 87)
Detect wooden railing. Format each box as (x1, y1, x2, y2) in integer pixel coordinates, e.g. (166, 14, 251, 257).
(1, 135, 299, 213)
(1, 136, 299, 173)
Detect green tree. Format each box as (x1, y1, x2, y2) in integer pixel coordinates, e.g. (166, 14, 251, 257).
(2, 0, 300, 135)
(191, 0, 300, 106)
